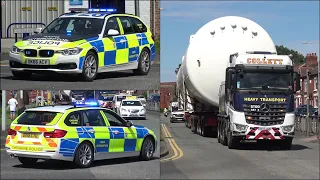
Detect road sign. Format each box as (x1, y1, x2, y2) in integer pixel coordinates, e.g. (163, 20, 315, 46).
(13, 28, 34, 34)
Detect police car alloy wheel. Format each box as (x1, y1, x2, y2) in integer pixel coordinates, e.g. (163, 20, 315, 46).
(74, 142, 93, 168)
(18, 157, 38, 166)
(11, 71, 32, 79)
(81, 51, 98, 82)
(140, 137, 154, 161)
(133, 49, 150, 75)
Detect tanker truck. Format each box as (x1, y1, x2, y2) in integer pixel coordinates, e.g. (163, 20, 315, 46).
(176, 16, 301, 150)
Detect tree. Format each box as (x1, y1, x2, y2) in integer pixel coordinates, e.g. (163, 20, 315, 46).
(276, 45, 305, 64)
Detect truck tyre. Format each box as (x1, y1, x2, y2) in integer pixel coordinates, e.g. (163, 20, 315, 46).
(18, 157, 38, 166)
(227, 130, 239, 149)
(80, 51, 98, 82)
(221, 122, 228, 146)
(280, 138, 293, 150)
(133, 48, 151, 75)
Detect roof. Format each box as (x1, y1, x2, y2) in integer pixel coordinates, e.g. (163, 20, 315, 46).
(25, 106, 107, 113)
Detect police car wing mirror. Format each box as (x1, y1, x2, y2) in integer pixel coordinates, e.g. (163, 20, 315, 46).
(107, 29, 120, 36)
(126, 120, 133, 127)
(34, 28, 43, 34)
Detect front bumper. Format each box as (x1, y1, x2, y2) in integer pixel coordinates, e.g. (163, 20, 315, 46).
(170, 116, 184, 121)
(121, 111, 146, 118)
(6, 148, 74, 161)
(9, 52, 83, 74)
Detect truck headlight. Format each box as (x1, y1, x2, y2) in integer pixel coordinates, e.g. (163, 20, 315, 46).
(56, 47, 83, 55)
(10, 46, 22, 54)
(234, 123, 248, 131)
(282, 125, 294, 132)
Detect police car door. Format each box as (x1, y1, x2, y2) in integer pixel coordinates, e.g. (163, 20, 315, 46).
(118, 16, 139, 63)
(102, 16, 125, 66)
(81, 109, 111, 160)
(102, 109, 138, 157)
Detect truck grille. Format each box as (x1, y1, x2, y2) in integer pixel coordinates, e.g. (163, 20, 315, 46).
(24, 49, 37, 57)
(243, 104, 286, 126)
(39, 50, 54, 57)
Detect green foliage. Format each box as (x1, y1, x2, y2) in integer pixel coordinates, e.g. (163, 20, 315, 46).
(142, 92, 148, 99)
(155, 39, 160, 54)
(276, 45, 305, 64)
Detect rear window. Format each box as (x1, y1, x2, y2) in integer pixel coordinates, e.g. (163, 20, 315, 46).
(17, 111, 58, 125)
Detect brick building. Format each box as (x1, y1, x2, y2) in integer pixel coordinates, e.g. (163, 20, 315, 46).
(294, 53, 319, 108)
(150, 0, 160, 40)
(160, 82, 176, 109)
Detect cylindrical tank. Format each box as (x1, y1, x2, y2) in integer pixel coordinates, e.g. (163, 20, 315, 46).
(178, 16, 277, 108)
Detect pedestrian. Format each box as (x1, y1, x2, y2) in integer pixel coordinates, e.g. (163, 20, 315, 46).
(8, 95, 18, 121)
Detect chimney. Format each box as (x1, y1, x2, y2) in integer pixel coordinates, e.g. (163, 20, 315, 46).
(306, 53, 318, 67)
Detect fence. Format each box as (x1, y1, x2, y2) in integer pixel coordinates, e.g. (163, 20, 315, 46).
(295, 115, 320, 137)
(146, 101, 160, 112)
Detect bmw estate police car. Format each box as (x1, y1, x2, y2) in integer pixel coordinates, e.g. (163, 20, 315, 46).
(5, 100, 157, 168)
(9, 8, 156, 81)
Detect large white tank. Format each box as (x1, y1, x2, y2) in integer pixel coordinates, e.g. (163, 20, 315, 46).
(177, 16, 277, 108)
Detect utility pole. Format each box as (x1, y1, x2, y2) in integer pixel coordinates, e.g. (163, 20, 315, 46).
(306, 70, 310, 137)
(41, 90, 44, 106)
(2, 90, 6, 131)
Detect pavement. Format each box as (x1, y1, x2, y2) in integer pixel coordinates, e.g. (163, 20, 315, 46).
(0, 111, 160, 179)
(160, 114, 320, 179)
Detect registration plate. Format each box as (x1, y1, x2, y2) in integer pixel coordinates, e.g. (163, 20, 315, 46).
(26, 59, 49, 65)
(21, 133, 39, 139)
(258, 127, 272, 131)
(11, 146, 43, 152)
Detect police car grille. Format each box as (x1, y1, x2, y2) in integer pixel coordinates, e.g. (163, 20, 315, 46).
(175, 114, 184, 117)
(243, 104, 286, 126)
(130, 110, 139, 113)
(24, 49, 37, 57)
(39, 50, 54, 57)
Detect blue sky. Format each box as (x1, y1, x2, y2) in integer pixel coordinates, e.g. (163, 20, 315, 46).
(160, 1, 320, 82)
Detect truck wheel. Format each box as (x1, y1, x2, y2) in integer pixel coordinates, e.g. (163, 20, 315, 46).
(18, 157, 38, 166)
(12, 71, 32, 79)
(74, 142, 94, 168)
(227, 130, 239, 149)
(133, 48, 151, 75)
(221, 123, 228, 146)
(280, 138, 293, 150)
(80, 51, 98, 82)
(217, 124, 221, 143)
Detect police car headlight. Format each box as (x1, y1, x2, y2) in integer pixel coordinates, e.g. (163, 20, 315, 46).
(121, 108, 127, 112)
(10, 46, 22, 54)
(140, 109, 146, 113)
(56, 47, 83, 55)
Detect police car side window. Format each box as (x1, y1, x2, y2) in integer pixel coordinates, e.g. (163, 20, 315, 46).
(131, 17, 147, 33)
(82, 110, 106, 126)
(104, 17, 120, 36)
(103, 110, 124, 127)
(118, 17, 135, 35)
(65, 111, 82, 126)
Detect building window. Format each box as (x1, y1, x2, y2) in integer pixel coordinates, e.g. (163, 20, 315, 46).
(315, 78, 318, 90)
(304, 80, 307, 92)
(298, 98, 302, 105)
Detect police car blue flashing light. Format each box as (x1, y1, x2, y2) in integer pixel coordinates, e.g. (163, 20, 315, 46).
(88, 8, 117, 12)
(74, 100, 100, 107)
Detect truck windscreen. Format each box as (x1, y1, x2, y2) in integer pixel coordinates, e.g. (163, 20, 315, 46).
(236, 72, 292, 89)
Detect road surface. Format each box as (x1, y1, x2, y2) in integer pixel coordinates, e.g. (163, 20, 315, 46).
(0, 54, 160, 90)
(0, 111, 160, 179)
(160, 114, 320, 179)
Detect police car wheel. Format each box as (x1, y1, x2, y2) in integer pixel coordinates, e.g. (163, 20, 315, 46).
(140, 136, 154, 161)
(74, 142, 94, 168)
(133, 49, 150, 75)
(81, 52, 98, 82)
(18, 157, 38, 166)
(12, 71, 32, 79)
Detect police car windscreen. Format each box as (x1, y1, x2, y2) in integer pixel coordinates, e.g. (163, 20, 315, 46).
(42, 17, 105, 35)
(122, 101, 142, 106)
(17, 111, 58, 125)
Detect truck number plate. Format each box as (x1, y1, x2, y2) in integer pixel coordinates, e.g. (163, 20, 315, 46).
(250, 105, 260, 112)
(258, 127, 272, 131)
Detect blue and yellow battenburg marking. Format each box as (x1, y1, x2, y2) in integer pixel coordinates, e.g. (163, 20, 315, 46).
(58, 125, 153, 156)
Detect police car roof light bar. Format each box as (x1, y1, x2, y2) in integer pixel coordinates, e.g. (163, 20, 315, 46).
(73, 100, 100, 108)
(88, 8, 117, 13)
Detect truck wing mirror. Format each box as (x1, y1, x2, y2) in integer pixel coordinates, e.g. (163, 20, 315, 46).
(294, 72, 301, 92)
(226, 68, 235, 90)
